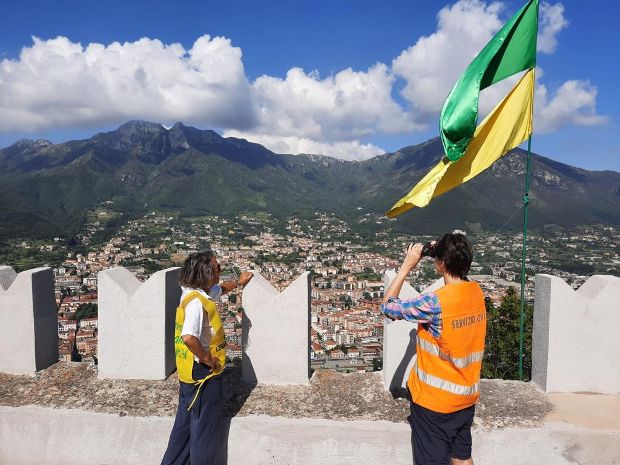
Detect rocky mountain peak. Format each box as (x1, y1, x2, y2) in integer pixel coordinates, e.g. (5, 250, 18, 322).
(8, 138, 53, 152)
(117, 120, 166, 135)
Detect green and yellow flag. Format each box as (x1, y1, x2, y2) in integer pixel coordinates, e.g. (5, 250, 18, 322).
(387, 0, 538, 218)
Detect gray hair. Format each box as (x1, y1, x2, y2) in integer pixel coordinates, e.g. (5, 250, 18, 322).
(179, 250, 216, 291)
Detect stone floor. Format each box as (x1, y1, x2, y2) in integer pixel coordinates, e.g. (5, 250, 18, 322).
(0, 362, 554, 428)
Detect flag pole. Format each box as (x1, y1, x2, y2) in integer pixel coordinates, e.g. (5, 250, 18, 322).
(519, 134, 532, 381)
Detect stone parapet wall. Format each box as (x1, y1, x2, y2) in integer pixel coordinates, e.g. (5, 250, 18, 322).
(1, 262, 619, 396)
(0, 266, 313, 385)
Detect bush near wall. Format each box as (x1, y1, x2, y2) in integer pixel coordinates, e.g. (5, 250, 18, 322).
(482, 288, 533, 381)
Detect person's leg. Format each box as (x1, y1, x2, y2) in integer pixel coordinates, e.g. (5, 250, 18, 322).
(160, 383, 193, 465)
(189, 364, 224, 465)
(410, 402, 451, 465)
(450, 458, 473, 465)
(449, 405, 475, 465)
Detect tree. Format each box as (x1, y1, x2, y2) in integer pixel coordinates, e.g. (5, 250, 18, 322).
(339, 294, 352, 309)
(71, 303, 98, 321)
(481, 288, 533, 381)
(480, 266, 493, 275)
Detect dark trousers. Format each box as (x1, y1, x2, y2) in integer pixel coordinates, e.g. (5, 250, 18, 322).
(161, 363, 223, 465)
(410, 402, 475, 465)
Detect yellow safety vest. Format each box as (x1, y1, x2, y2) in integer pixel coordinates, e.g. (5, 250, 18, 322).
(174, 290, 226, 409)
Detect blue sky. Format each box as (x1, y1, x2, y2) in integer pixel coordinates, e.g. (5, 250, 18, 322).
(0, 0, 617, 170)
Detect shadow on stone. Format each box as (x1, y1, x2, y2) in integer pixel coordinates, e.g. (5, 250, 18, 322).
(389, 328, 417, 400)
(217, 310, 257, 465)
(218, 364, 257, 465)
(240, 309, 257, 385)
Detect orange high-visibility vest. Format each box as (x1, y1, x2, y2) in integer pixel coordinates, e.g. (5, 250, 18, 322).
(408, 281, 486, 413)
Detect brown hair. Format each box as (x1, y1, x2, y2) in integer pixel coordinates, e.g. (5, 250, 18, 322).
(433, 232, 473, 280)
(179, 250, 217, 291)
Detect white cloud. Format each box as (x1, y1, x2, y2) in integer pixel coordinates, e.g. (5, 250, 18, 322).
(536, 79, 606, 133)
(0, 1, 606, 161)
(538, 2, 569, 53)
(392, 0, 504, 120)
(0, 35, 256, 132)
(392, 0, 574, 122)
(223, 130, 385, 161)
(248, 64, 417, 141)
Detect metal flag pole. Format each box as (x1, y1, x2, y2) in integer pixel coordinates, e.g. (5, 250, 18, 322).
(519, 134, 532, 381)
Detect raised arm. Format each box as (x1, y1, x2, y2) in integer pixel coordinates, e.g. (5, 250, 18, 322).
(379, 243, 443, 337)
(220, 271, 254, 294)
(382, 243, 423, 305)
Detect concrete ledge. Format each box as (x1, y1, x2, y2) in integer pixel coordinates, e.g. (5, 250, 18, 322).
(1, 406, 618, 465)
(0, 364, 617, 465)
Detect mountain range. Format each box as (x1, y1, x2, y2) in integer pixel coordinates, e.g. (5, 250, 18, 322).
(1, 120, 619, 241)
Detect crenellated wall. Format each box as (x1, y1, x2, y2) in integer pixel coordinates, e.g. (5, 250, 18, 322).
(0, 266, 57, 374)
(0, 263, 618, 396)
(1, 265, 619, 465)
(0, 265, 313, 385)
(532, 274, 620, 393)
(98, 267, 181, 380)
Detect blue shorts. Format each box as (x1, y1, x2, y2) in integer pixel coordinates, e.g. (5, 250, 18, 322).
(409, 402, 475, 465)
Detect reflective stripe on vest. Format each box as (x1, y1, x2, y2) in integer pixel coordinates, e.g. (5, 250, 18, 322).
(417, 335, 484, 369)
(415, 365, 479, 396)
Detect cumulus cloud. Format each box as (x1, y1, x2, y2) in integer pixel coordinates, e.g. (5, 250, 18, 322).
(391, 0, 605, 144)
(0, 1, 606, 161)
(223, 130, 385, 161)
(227, 64, 416, 158)
(393, 0, 504, 121)
(536, 79, 606, 133)
(538, 1, 569, 53)
(0, 35, 256, 132)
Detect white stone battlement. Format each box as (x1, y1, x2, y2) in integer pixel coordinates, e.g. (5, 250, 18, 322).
(0, 266, 619, 464)
(241, 271, 311, 385)
(98, 266, 181, 380)
(532, 274, 620, 394)
(0, 266, 58, 374)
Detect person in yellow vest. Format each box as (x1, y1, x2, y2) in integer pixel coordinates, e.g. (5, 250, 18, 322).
(161, 250, 253, 465)
(381, 232, 486, 465)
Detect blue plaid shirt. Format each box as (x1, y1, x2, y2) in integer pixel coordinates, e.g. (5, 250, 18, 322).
(380, 292, 443, 338)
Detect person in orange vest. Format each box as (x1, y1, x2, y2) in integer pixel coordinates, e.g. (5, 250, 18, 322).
(381, 232, 486, 465)
(161, 250, 253, 465)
